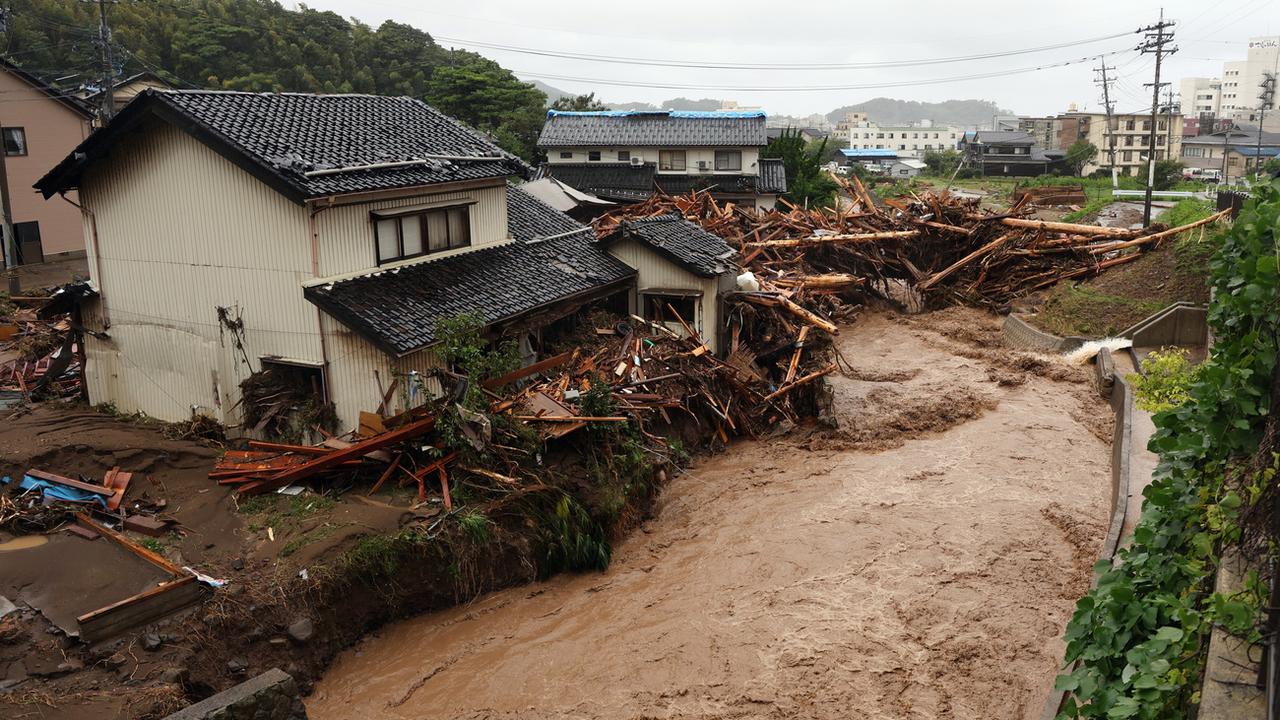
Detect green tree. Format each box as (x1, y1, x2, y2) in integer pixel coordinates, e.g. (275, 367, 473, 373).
(922, 149, 963, 177)
(1064, 140, 1099, 176)
(763, 128, 839, 208)
(804, 136, 845, 166)
(551, 92, 609, 112)
(1147, 158, 1184, 191)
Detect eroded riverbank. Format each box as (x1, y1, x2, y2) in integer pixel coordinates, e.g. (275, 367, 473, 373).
(308, 310, 1111, 719)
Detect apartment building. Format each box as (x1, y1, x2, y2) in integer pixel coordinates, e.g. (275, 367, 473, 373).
(1177, 36, 1278, 134)
(846, 123, 962, 159)
(1068, 111, 1182, 175)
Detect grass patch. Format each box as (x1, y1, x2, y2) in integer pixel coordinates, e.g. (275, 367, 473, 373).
(1061, 197, 1111, 223)
(456, 509, 491, 544)
(1036, 283, 1166, 337)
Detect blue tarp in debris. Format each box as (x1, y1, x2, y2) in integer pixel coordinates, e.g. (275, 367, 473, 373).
(1, 474, 106, 507)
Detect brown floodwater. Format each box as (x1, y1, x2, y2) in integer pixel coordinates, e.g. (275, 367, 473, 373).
(308, 311, 1110, 720)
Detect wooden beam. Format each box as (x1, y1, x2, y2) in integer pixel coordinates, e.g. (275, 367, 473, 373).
(784, 326, 810, 384)
(763, 364, 838, 402)
(76, 576, 203, 644)
(997, 217, 1135, 237)
(25, 469, 112, 496)
(236, 415, 436, 496)
(512, 415, 629, 422)
(482, 351, 575, 389)
(744, 230, 919, 248)
(74, 512, 183, 576)
(246, 440, 331, 456)
(917, 233, 1015, 290)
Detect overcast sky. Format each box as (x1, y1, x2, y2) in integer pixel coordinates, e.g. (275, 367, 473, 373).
(294, 0, 1274, 118)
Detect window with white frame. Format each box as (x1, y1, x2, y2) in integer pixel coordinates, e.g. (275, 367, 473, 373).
(2, 128, 27, 156)
(714, 150, 741, 171)
(374, 205, 471, 265)
(659, 150, 686, 171)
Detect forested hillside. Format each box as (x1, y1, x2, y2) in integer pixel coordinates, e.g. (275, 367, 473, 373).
(1, 0, 548, 159)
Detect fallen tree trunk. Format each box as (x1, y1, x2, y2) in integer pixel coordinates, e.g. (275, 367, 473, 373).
(917, 233, 1014, 291)
(997, 217, 1136, 237)
(744, 230, 919, 248)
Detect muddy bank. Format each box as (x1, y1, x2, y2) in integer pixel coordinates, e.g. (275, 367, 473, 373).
(308, 311, 1111, 719)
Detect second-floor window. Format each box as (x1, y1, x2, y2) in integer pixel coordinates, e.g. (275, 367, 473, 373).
(588, 151, 601, 161)
(714, 150, 741, 171)
(659, 150, 686, 171)
(2, 128, 27, 156)
(617, 150, 630, 161)
(374, 205, 470, 265)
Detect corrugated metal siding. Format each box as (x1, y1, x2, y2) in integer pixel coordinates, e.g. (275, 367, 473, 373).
(79, 121, 318, 424)
(313, 184, 509, 278)
(605, 240, 721, 353)
(318, 314, 446, 422)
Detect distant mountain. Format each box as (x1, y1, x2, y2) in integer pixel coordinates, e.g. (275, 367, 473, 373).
(527, 80, 575, 105)
(609, 97, 726, 112)
(826, 98, 1013, 128)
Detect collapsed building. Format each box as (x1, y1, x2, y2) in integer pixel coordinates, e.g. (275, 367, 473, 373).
(33, 91, 744, 430)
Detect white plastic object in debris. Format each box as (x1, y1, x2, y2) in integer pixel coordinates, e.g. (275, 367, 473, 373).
(736, 271, 760, 291)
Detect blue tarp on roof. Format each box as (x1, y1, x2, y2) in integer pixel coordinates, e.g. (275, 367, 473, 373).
(546, 109, 766, 119)
(840, 148, 898, 158)
(1233, 146, 1280, 157)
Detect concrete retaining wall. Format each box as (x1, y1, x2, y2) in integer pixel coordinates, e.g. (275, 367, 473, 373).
(1040, 348, 1134, 720)
(1120, 302, 1208, 348)
(164, 669, 307, 720)
(1002, 314, 1086, 352)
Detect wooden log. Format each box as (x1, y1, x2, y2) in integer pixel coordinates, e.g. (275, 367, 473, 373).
(772, 274, 863, 288)
(744, 230, 919, 248)
(1085, 208, 1230, 255)
(917, 233, 1015, 290)
(763, 364, 838, 402)
(784, 326, 810, 384)
(997, 217, 1135, 237)
(779, 297, 838, 335)
(246, 440, 332, 456)
(513, 415, 629, 422)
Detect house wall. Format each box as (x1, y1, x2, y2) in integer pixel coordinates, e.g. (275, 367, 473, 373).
(605, 238, 722, 354)
(77, 121, 320, 424)
(0, 68, 92, 258)
(545, 147, 761, 176)
(311, 183, 508, 278)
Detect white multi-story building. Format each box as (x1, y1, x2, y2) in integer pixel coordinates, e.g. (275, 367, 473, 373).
(1180, 77, 1222, 117)
(846, 122, 963, 159)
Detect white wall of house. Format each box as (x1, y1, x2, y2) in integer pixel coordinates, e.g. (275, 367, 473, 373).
(605, 238, 724, 354)
(74, 119, 504, 430)
(847, 125, 962, 158)
(545, 146, 762, 176)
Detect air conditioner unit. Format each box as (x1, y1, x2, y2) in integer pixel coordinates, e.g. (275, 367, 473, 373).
(697, 160, 709, 170)
(630, 156, 644, 166)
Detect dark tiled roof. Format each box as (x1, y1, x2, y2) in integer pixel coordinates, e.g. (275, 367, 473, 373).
(37, 90, 529, 202)
(969, 130, 1035, 146)
(539, 110, 768, 148)
(539, 162, 656, 201)
(655, 174, 760, 195)
(758, 158, 787, 193)
(604, 214, 736, 277)
(304, 187, 635, 355)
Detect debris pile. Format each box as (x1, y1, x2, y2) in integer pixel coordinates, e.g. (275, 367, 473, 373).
(0, 284, 94, 402)
(209, 312, 833, 505)
(593, 183, 1229, 311)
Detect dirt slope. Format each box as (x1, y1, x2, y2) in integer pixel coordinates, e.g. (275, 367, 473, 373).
(307, 310, 1110, 720)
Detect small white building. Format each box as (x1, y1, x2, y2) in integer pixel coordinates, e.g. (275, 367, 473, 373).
(887, 159, 927, 178)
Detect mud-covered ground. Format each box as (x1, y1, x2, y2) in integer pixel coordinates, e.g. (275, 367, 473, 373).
(308, 309, 1111, 720)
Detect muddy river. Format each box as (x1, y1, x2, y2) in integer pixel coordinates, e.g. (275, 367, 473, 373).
(308, 311, 1110, 719)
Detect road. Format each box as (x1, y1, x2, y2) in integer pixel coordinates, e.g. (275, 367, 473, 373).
(307, 310, 1110, 720)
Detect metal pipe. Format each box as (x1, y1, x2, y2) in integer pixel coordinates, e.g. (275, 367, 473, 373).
(303, 156, 506, 178)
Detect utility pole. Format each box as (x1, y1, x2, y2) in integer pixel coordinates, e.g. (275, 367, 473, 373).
(83, 0, 117, 121)
(1164, 87, 1177, 153)
(1256, 72, 1275, 181)
(1138, 10, 1177, 227)
(1095, 62, 1118, 182)
(0, 123, 17, 295)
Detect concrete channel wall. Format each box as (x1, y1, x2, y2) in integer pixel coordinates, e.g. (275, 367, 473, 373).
(164, 669, 307, 720)
(1039, 348, 1134, 720)
(1003, 303, 1208, 354)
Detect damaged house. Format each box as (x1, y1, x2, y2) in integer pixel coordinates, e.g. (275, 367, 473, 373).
(34, 90, 639, 430)
(536, 110, 787, 210)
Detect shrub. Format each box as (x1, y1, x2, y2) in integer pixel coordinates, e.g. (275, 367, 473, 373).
(1129, 348, 1201, 413)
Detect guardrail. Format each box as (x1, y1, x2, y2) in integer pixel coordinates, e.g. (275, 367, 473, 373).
(1110, 189, 1212, 199)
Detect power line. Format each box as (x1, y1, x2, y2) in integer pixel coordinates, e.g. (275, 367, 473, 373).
(512, 50, 1125, 93)
(437, 31, 1136, 71)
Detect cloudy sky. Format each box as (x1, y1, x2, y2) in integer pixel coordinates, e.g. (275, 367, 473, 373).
(295, 0, 1274, 118)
